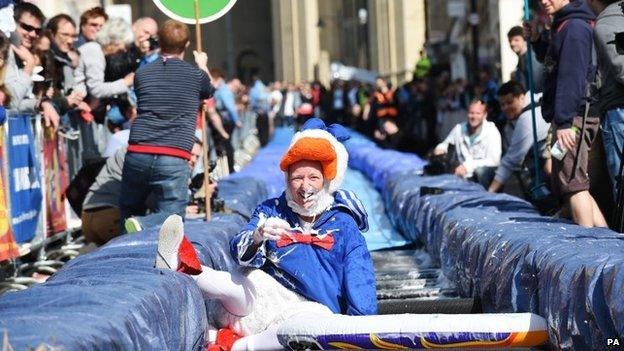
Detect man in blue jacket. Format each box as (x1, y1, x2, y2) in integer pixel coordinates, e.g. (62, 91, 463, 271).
(529, 0, 607, 227)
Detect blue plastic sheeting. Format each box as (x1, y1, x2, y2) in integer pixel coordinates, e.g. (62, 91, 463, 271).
(219, 177, 268, 220)
(228, 128, 294, 199)
(379, 172, 624, 349)
(382, 172, 534, 246)
(344, 133, 426, 191)
(0, 215, 244, 350)
(341, 168, 408, 250)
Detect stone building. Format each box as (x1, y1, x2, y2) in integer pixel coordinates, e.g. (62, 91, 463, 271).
(119, 0, 427, 86)
(34, 0, 525, 85)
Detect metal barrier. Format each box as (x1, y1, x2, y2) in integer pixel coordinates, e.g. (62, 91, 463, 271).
(0, 111, 84, 293)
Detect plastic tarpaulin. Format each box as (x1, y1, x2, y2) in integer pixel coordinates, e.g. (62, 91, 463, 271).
(218, 177, 268, 220)
(227, 128, 293, 199)
(345, 137, 624, 349)
(341, 168, 408, 250)
(344, 131, 426, 191)
(385, 172, 624, 344)
(0, 215, 244, 350)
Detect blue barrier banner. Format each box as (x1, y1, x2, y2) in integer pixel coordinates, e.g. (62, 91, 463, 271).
(7, 116, 42, 243)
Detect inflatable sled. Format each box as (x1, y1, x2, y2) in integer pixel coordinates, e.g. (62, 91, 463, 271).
(277, 313, 548, 350)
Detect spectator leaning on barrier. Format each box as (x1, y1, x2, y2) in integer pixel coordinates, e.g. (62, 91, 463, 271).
(76, 7, 107, 48)
(434, 99, 502, 188)
(73, 17, 134, 100)
(586, 0, 624, 200)
(527, 0, 607, 227)
(6, 2, 59, 128)
(73, 17, 134, 162)
(119, 19, 215, 224)
(105, 17, 159, 82)
(507, 25, 544, 93)
(45, 14, 90, 139)
(488, 81, 550, 193)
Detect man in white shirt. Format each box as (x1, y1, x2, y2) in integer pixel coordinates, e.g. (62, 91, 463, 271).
(434, 99, 502, 187)
(280, 83, 301, 127)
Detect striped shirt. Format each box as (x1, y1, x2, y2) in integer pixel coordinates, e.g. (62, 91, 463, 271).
(128, 57, 215, 159)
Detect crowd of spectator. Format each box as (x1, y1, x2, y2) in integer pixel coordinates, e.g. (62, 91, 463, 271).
(255, 0, 624, 231)
(425, 0, 624, 230)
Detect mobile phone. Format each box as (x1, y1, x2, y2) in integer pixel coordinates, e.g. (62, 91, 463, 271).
(148, 36, 159, 51)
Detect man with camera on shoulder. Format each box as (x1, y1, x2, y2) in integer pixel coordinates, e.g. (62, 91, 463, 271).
(105, 17, 159, 82)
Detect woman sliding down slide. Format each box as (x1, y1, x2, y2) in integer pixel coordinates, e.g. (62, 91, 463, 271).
(155, 119, 377, 351)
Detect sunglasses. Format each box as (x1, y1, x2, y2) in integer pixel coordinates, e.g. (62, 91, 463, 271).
(19, 22, 42, 36)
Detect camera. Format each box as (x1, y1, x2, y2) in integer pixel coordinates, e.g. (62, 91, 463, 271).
(189, 161, 226, 214)
(148, 36, 159, 51)
(423, 145, 460, 176)
(105, 49, 140, 82)
(612, 32, 624, 55)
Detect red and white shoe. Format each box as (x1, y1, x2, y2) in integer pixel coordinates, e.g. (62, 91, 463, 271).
(155, 215, 203, 275)
(206, 328, 242, 351)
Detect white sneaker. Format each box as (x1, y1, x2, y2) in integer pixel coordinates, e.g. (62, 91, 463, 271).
(155, 215, 184, 270)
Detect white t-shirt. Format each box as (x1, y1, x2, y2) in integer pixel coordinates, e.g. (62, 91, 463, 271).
(284, 92, 296, 117)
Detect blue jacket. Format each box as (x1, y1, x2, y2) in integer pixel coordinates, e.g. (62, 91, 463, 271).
(249, 80, 270, 114)
(214, 84, 240, 124)
(533, 1, 595, 129)
(230, 190, 377, 315)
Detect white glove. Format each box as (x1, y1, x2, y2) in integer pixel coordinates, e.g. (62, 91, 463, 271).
(253, 217, 291, 244)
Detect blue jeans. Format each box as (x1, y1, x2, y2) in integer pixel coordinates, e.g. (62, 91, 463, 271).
(120, 152, 190, 224)
(601, 108, 624, 197)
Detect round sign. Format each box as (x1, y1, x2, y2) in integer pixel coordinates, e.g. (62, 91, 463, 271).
(153, 0, 238, 24)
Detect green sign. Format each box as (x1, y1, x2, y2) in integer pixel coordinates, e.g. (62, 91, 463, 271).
(153, 0, 238, 24)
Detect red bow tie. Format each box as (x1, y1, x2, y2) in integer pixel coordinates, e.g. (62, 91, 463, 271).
(277, 232, 335, 250)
